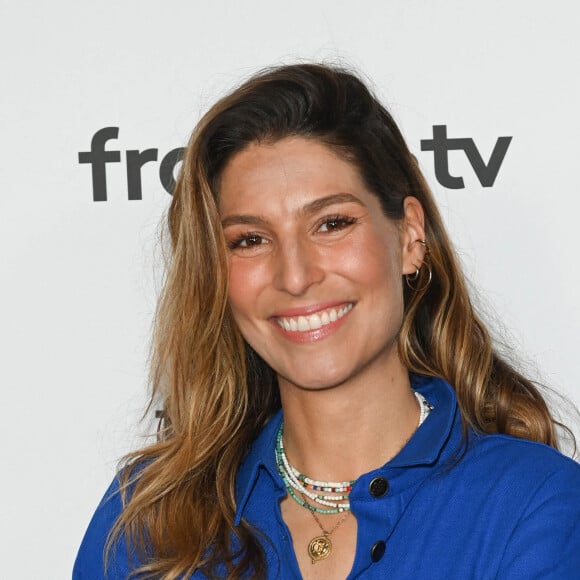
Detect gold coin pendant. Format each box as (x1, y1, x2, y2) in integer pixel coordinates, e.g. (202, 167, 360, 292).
(308, 535, 332, 564)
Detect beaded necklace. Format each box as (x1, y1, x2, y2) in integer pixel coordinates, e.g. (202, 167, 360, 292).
(275, 425, 353, 514)
(275, 390, 434, 563)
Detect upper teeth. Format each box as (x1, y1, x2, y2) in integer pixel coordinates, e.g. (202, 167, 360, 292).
(276, 304, 353, 332)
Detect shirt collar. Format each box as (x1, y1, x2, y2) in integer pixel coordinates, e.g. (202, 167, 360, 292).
(234, 376, 461, 524)
(387, 374, 461, 468)
(235, 409, 284, 525)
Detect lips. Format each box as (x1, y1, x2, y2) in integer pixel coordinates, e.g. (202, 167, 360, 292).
(274, 303, 353, 332)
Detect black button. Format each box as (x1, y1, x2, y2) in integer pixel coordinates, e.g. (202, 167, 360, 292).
(371, 540, 386, 562)
(369, 476, 389, 497)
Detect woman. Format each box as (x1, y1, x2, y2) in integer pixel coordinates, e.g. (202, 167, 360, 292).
(74, 63, 580, 579)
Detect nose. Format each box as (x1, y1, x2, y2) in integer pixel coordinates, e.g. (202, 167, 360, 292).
(272, 238, 324, 296)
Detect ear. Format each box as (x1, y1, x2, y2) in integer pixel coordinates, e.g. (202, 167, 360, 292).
(400, 196, 427, 275)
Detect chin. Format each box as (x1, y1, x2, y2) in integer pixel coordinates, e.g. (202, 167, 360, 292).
(277, 364, 355, 392)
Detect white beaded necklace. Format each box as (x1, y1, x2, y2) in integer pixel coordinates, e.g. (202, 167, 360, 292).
(276, 389, 434, 564)
(277, 390, 434, 512)
(415, 390, 433, 426)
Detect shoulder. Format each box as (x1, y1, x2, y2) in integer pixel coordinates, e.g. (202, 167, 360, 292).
(467, 431, 580, 483)
(410, 431, 580, 577)
(422, 428, 580, 517)
(73, 472, 134, 579)
(462, 434, 580, 576)
(452, 431, 580, 505)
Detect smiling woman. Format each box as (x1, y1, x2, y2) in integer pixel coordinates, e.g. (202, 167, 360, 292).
(74, 64, 580, 579)
(220, 138, 424, 390)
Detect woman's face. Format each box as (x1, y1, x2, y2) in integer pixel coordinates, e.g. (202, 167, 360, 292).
(219, 137, 425, 391)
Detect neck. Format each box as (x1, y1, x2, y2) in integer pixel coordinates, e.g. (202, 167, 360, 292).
(278, 363, 420, 482)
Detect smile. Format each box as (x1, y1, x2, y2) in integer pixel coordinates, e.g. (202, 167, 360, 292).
(274, 303, 353, 332)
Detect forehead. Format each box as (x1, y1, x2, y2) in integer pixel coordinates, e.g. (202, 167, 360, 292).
(218, 137, 367, 215)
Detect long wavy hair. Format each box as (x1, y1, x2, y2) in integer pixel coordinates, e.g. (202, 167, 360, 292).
(109, 63, 567, 578)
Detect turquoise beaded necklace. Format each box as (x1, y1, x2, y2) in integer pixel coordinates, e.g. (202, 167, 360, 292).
(275, 424, 353, 514)
(275, 390, 433, 514)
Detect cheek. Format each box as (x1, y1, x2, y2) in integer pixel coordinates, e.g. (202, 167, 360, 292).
(339, 232, 402, 292)
(227, 259, 268, 319)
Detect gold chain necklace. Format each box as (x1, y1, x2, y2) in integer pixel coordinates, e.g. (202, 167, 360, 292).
(289, 391, 433, 565)
(302, 492, 351, 564)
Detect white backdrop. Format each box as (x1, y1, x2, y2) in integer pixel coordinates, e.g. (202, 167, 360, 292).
(1, 1, 579, 577)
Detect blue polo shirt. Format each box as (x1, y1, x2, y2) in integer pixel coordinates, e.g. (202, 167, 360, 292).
(74, 376, 580, 578)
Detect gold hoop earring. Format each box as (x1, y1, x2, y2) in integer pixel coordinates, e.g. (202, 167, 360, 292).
(405, 261, 432, 292)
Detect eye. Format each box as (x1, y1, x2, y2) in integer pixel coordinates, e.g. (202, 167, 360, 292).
(317, 215, 357, 233)
(227, 233, 268, 250)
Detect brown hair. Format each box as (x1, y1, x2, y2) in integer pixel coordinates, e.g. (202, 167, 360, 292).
(109, 63, 568, 578)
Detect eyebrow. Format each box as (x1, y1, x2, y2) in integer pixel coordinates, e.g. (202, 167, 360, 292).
(220, 193, 366, 228)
